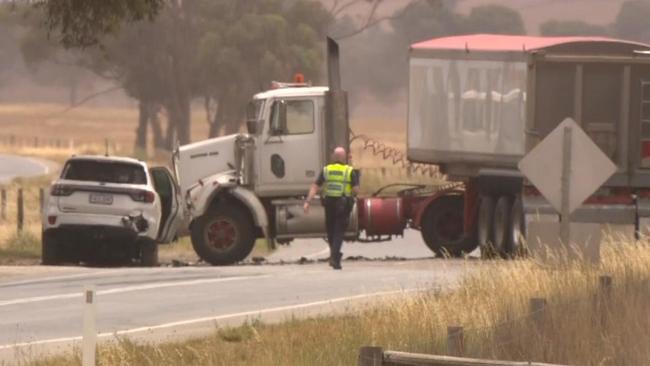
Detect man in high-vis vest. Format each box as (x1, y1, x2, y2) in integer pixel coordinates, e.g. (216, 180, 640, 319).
(304, 147, 359, 270)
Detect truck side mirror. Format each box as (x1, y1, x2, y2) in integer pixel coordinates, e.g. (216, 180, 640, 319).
(246, 119, 262, 135)
(270, 100, 288, 136)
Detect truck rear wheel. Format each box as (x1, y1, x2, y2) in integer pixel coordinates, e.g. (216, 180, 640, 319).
(508, 196, 526, 258)
(420, 195, 477, 257)
(478, 196, 497, 259)
(191, 204, 256, 265)
(493, 196, 512, 258)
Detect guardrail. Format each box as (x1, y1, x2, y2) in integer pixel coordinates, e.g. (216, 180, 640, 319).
(358, 348, 569, 366)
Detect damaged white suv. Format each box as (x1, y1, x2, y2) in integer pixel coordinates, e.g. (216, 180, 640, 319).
(41, 155, 181, 266)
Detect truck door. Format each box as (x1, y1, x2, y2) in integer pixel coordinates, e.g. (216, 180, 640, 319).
(630, 64, 650, 185)
(257, 97, 323, 196)
(150, 167, 183, 243)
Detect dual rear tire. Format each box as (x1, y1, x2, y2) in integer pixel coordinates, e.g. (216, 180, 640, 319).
(478, 194, 526, 259)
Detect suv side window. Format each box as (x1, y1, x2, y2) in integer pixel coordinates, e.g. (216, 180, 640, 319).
(270, 99, 315, 135)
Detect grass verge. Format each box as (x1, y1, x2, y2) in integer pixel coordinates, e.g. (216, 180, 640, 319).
(30, 237, 650, 366)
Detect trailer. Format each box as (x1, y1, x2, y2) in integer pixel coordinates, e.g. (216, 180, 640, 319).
(408, 34, 650, 256)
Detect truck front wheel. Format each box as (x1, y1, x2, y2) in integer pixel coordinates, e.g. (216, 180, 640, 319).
(191, 204, 256, 265)
(420, 195, 477, 257)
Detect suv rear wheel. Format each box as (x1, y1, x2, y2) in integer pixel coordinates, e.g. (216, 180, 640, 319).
(191, 203, 256, 265)
(42, 232, 62, 265)
(139, 239, 159, 267)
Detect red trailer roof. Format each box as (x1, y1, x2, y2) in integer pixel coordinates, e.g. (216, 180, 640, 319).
(411, 34, 648, 52)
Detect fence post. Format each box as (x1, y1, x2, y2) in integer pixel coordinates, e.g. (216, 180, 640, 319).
(530, 297, 547, 333)
(447, 325, 464, 357)
(39, 188, 45, 213)
(358, 346, 383, 366)
(1, 188, 6, 220)
(82, 286, 97, 366)
(17, 188, 24, 233)
(598, 275, 612, 329)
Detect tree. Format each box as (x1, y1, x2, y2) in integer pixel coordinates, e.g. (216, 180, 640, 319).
(0, 5, 22, 94)
(540, 20, 610, 37)
(613, 0, 650, 43)
(196, 0, 331, 137)
(463, 4, 526, 35)
(35, 0, 165, 48)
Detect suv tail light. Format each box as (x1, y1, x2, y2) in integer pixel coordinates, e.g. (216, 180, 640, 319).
(50, 184, 74, 196)
(130, 189, 156, 203)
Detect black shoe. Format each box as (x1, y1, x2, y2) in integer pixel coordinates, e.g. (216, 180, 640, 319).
(330, 253, 342, 270)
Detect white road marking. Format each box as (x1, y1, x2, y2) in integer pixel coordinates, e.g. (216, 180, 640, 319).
(0, 287, 425, 350)
(0, 275, 269, 307)
(0, 269, 137, 287)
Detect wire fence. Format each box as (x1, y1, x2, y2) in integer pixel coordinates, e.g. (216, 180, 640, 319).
(0, 187, 45, 232)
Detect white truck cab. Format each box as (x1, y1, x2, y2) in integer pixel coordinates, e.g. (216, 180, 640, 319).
(175, 80, 357, 265)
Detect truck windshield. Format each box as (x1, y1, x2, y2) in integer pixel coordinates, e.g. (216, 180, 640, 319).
(62, 160, 147, 184)
(247, 100, 263, 122)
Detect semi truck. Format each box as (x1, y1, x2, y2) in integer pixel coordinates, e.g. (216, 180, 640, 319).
(171, 35, 650, 265)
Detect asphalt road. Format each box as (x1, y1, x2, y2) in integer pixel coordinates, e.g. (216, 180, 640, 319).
(0, 232, 480, 362)
(0, 154, 54, 184)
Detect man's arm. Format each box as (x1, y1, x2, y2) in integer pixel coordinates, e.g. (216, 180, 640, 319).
(351, 169, 360, 197)
(303, 171, 324, 213)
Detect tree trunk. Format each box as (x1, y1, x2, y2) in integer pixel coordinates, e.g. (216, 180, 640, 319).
(134, 100, 150, 151)
(210, 94, 246, 137)
(164, 102, 178, 150)
(68, 77, 78, 106)
(150, 104, 165, 150)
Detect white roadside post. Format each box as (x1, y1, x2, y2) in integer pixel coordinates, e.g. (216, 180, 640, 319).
(82, 286, 97, 366)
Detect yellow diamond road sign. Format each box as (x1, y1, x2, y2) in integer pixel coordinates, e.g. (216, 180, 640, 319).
(518, 118, 618, 215)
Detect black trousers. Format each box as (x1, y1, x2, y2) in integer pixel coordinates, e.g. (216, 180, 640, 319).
(323, 197, 351, 258)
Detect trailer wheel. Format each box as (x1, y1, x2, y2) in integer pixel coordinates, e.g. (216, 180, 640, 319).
(508, 196, 527, 258)
(421, 195, 477, 257)
(191, 203, 256, 265)
(493, 196, 512, 258)
(478, 196, 497, 259)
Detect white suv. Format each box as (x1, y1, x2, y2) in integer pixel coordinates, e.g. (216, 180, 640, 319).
(42, 155, 181, 266)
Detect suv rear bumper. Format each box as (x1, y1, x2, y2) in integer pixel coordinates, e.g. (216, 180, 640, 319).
(43, 211, 158, 240)
(44, 225, 142, 244)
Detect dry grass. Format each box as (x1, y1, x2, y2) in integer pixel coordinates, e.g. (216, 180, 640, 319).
(28, 237, 650, 366)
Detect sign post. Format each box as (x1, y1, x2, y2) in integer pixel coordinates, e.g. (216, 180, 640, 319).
(560, 126, 572, 245)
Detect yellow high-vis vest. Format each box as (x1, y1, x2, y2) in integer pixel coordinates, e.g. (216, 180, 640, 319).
(322, 163, 353, 197)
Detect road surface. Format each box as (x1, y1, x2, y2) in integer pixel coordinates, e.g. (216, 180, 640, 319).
(0, 232, 481, 362)
(0, 154, 54, 184)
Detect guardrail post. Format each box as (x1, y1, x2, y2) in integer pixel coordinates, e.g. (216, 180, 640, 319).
(82, 286, 97, 366)
(598, 275, 612, 329)
(447, 325, 464, 357)
(17, 188, 24, 232)
(1, 188, 6, 220)
(358, 346, 383, 366)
